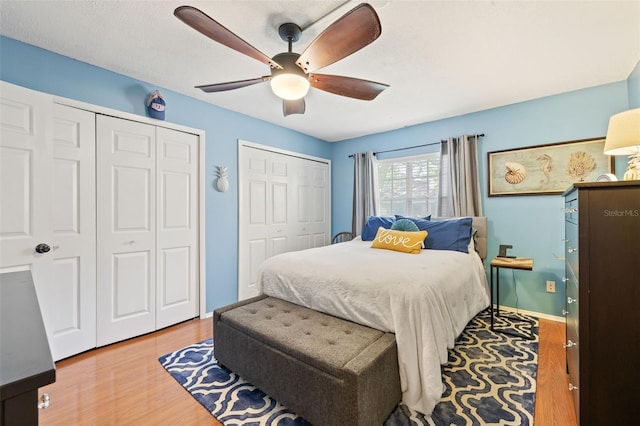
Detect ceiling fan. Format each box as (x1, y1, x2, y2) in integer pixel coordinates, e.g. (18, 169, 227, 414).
(174, 3, 389, 116)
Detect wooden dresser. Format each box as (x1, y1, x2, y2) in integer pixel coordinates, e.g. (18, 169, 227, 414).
(1, 271, 56, 425)
(563, 181, 640, 425)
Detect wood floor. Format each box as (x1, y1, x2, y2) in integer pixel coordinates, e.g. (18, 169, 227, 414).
(39, 316, 577, 426)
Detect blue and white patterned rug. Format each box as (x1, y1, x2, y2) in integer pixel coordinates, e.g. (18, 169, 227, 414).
(159, 309, 538, 425)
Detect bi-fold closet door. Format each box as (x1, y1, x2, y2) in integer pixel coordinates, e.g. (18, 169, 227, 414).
(96, 115, 199, 347)
(238, 143, 331, 301)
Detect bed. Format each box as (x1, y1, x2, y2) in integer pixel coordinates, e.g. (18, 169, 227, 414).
(257, 216, 490, 416)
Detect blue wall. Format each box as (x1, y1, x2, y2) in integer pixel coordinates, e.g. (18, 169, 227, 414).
(628, 61, 640, 108)
(1, 36, 636, 317)
(0, 36, 331, 312)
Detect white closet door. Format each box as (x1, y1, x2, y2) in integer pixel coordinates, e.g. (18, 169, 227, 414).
(269, 151, 295, 257)
(293, 157, 330, 250)
(96, 115, 156, 346)
(238, 143, 330, 301)
(45, 104, 96, 360)
(239, 147, 271, 301)
(155, 127, 198, 328)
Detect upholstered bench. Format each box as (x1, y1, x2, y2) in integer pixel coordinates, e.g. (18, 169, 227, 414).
(213, 295, 402, 426)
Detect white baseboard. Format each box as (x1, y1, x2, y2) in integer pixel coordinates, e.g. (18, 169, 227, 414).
(493, 304, 566, 323)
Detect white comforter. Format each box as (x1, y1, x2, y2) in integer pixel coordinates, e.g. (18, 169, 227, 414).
(258, 238, 490, 416)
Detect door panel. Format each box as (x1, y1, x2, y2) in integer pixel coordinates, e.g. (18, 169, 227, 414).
(0, 147, 31, 237)
(113, 166, 151, 231)
(240, 148, 270, 300)
(97, 115, 156, 346)
(0, 82, 52, 272)
(156, 127, 198, 329)
(113, 250, 152, 317)
(45, 104, 96, 360)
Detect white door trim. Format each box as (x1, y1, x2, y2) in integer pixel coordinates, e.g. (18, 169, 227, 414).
(238, 139, 331, 166)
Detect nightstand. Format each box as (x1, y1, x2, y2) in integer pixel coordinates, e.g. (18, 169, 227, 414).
(490, 256, 534, 340)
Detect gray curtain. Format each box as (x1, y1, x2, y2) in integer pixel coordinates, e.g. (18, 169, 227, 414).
(437, 135, 483, 217)
(352, 151, 378, 235)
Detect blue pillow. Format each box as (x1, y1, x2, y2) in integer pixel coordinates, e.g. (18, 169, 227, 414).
(391, 218, 420, 232)
(395, 214, 431, 221)
(400, 216, 473, 253)
(361, 216, 395, 241)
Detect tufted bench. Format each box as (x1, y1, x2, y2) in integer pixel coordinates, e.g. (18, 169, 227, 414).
(213, 295, 402, 426)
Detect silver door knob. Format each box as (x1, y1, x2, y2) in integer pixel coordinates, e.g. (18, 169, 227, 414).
(35, 243, 51, 253)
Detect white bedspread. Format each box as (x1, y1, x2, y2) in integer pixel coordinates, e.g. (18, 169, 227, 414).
(257, 238, 490, 416)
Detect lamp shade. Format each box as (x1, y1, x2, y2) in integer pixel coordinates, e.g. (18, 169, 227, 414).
(603, 108, 640, 156)
(270, 73, 310, 100)
(269, 52, 310, 101)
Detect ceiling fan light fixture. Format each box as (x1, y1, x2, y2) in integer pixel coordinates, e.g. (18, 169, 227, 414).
(270, 73, 310, 100)
(270, 52, 309, 100)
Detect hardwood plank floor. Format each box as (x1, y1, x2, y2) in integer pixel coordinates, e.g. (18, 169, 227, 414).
(39, 317, 576, 426)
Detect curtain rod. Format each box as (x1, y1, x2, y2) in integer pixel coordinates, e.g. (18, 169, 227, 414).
(348, 133, 484, 158)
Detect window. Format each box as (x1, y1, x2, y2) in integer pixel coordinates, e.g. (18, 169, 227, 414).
(377, 152, 440, 217)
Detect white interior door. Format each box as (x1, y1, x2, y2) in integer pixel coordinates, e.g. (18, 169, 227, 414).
(238, 142, 330, 301)
(0, 84, 97, 361)
(155, 126, 199, 329)
(96, 115, 156, 346)
(0, 81, 53, 286)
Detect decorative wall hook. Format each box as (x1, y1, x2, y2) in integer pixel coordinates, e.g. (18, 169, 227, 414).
(216, 166, 229, 192)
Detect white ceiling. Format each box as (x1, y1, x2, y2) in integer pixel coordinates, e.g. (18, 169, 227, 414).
(1, 1, 639, 142)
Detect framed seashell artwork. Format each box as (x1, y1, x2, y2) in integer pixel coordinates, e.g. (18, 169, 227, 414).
(488, 137, 615, 196)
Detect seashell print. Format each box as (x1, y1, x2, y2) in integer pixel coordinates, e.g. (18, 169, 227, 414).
(536, 154, 552, 185)
(504, 162, 527, 184)
(566, 151, 596, 182)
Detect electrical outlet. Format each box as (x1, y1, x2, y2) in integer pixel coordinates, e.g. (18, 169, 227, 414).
(546, 280, 556, 293)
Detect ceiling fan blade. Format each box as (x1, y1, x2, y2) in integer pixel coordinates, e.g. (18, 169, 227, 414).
(296, 3, 381, 73)
(174, 6, 282, 69)
(309, 74, 388, 100)
(283, 98, 305, 116)
(196, 76, 271, 93)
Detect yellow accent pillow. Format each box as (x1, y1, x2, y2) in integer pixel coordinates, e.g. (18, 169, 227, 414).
(370, 227, 428, 254)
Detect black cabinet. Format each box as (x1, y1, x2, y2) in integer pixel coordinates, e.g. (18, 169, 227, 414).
(0, 271, 56, 426)
(563, 181, 640, 425)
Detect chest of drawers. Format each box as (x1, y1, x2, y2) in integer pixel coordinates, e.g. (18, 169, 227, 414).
(563, 181, 640, 425)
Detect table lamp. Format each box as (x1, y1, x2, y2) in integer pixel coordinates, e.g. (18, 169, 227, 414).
(603, 108, 640, 180)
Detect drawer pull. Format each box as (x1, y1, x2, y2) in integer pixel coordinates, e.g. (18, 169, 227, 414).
(567, 297, 576, 304)
(562, 309, 569, 315)
(569, 383, 579, 391)
(562, 277, 569, 282)
(38, 393, 50, 409)
(563, 340, 577, 349)
(567, 247, 577, 253)
(564, 207, 577, 214)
